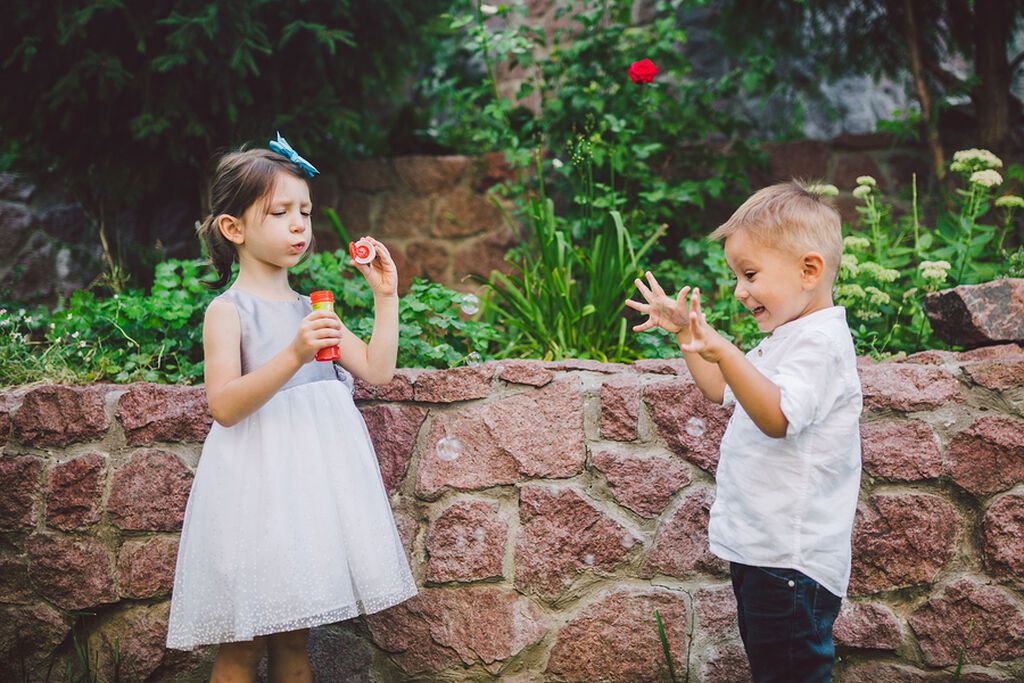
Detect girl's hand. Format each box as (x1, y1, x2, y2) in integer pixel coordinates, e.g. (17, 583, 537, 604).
(289, 310, 343, 363)
(352, 237, 398, 298)
(678, 288, 729, 363)
(625, 271, 691, 334)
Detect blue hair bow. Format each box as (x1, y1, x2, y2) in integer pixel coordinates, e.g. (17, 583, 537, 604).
(269, 132, 320, 177)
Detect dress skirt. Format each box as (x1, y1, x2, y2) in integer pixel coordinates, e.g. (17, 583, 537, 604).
(166, 379, 417, 649)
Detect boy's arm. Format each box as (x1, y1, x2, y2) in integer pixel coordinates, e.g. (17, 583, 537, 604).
(680, 289, 788, 438)
(675, 328, 726, 403)
(716, 344, 787, 438)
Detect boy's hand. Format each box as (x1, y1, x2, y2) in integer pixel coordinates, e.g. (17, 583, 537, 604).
(626, 272, 691, 334)
(352, 237, 398, 298)
(678, 288, 730, 363)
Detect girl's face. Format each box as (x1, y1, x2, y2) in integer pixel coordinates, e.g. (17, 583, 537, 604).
(238, 171, 312, 269)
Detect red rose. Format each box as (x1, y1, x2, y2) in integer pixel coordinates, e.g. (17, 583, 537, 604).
(628, 58, 658, 84)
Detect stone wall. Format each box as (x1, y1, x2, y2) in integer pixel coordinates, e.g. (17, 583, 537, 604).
(2, 345, 1024, 681)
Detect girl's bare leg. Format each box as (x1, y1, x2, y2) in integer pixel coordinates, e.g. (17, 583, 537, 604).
(210, 636, 267, 683)
(267, 628, 312, 683)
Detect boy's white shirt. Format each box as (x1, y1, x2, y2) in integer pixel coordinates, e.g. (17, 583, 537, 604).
(710, 305, 863, 598)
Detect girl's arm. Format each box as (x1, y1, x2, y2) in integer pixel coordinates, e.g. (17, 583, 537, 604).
(335, 237, 399, 385)
(335, 292, 398, 385)
(203, 298, 342, 427)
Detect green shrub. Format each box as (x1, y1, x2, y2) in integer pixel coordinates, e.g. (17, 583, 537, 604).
(836, 151, 1023, 356)
(0, 252, 506, 387)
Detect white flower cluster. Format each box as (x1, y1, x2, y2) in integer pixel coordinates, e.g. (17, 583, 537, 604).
(864, 286, 891, 306)
(807, 183, 839, 197)
(919, 260, 951, 282)
(843, 236, 870, 251)
(994, 194, 1024, 209)
(859, 261, 900, 282)
(856, 176, 877, 187)
(840, 253, 860, 277)
(950, 148, 1002, 173)
(836, 284, 866, 300)
(852, 185, 872, 200)
(969, 169, 1003, 188)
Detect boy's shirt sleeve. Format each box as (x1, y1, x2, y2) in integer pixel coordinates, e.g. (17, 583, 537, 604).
(768, 330, 841, 437)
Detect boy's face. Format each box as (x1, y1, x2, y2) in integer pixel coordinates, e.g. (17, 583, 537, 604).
(723, 231, 822, 333)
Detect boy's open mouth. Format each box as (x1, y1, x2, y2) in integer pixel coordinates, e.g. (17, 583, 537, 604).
(751, 306, 766, 318)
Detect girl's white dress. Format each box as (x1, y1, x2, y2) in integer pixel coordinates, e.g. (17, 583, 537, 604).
(166, 288, 417, 649)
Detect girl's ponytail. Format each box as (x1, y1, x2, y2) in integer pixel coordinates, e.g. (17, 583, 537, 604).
(197, 214, 236, 290)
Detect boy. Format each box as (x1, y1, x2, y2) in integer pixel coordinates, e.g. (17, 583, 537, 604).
(627, 181, 862, 682)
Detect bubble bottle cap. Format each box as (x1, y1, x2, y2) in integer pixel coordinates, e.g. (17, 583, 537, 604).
(349, 239, 376, 265)
(310, 290, 334, 305)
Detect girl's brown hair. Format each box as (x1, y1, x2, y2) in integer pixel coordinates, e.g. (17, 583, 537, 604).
(197, 148, 313, 289)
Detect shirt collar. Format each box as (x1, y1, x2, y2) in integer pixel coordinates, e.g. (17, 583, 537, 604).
(767, 306, 848, 340)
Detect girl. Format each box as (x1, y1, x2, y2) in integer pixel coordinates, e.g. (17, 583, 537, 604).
(166, 139, 417, 682)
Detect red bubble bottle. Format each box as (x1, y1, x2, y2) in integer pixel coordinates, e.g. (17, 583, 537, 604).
(309, 290, 341, 362)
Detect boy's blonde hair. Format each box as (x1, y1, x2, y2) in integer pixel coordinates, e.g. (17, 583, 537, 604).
(708, 180, 843, 283)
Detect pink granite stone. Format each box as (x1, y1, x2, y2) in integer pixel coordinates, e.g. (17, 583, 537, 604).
(591, 449, 690, 518)
(515, 485, 639, 600)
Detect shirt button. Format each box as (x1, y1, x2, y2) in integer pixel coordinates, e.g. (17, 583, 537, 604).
(788, 580, 795, 587)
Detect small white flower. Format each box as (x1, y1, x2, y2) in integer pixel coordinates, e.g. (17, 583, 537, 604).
(78, 340, 87, 348)
(919, 260, 952, 282)
(840, 254, 859, 277)
(903, 287, 919, 300)
(66, 313, 73, 320)
(864, 286, 891, 305)
(24, 316, 33, 324)
(0, 309, 6, 315)
(852, 185, 872, 200)
(49, 323, 55, 330)
(856, 175, 877, 187)
(54, 336, 62, 344)
(995, 195, 1024, 209)
(843, 236, 870, 251)
(952, 148, 1002, 170)
(808, 183, 839, 197)
(836, 284, 867, 300)
(72, 331, 80, 339)
(860, 262, 900, 282)
(552, 158, 564, 169)
(970, 169, 1003, 188)
(480, 3, 499, 16)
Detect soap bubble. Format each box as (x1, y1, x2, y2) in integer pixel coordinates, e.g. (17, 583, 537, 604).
(583, 553, 595, 566)
(686, 416, 706, 437)
(466, 351, 482, 367)
(460, 293, 480, 315)
(436, 436, 464, 462)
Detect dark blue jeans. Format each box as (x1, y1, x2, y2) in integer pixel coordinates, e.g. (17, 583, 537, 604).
(730, 562, 842, 683)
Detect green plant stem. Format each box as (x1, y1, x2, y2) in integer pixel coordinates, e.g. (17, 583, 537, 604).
(955, 184, 980, 283)
(911, 173, 920, 255)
